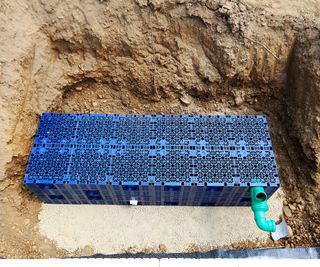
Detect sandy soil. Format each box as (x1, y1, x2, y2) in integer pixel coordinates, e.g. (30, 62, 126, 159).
(0, 0, 320, 258)
(39, 190, 284, 254)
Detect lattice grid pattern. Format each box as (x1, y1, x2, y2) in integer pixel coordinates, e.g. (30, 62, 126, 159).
(24, 113, 280, 206)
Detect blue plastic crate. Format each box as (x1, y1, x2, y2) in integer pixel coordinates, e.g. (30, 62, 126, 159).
(24, 113, 280, 206)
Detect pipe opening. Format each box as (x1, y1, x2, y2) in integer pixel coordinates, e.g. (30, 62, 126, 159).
(256, 192, 267, 202)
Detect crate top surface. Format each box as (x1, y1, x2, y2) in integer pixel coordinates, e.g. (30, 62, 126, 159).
(24, 113, 280, 187)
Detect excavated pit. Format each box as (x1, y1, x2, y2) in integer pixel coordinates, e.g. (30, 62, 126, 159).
(0, 0, 319, 258)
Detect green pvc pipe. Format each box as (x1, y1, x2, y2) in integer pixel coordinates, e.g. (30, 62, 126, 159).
(250, 187, 276, 232)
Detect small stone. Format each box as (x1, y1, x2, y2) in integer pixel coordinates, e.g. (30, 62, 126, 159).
(287, 225, 293, 237)
(92, 102, 98, 107)
(135, 0, 148, 7)
(295, 196, 304, 204)
(84, 103, 90, 109)
(283, 206, 292, 217)
(121, 95, 130, 107)
(298, 204, 304, 211)
(179, 94, 192, 106)
(75, 86, 83, 91)
(216, 25, 223, 33)
(288, 204, 296, 211)
(97, 94, 104, 99)
(159, 244, 167, 252)
(239, 3, 246, 12)
(234, 94, 244, 106)
(222, 2, 233, 10)
(143, 247, 154, 254)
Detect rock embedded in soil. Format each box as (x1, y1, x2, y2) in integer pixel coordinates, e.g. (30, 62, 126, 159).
(287, 225, 293, 237)
(295, 196, 304, 204)
(158, 244, 167, 253)
(179, 94, 192, 106)
(283, 206, 292, 217)
(288, 203, 296, 211)
(234, 93, 244, 106)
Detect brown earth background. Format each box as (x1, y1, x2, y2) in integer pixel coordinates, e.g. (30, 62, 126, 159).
(0, 0, 319, 258)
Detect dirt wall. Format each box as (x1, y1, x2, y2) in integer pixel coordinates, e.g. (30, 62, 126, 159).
(287, 31, 320, 192)
(0, 0, 320, 258)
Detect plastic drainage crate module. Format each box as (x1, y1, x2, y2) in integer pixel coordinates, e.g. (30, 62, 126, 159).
(23, 113, 280, 206)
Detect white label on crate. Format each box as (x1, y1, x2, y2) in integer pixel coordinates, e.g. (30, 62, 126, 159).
(130, 200, 138, 206)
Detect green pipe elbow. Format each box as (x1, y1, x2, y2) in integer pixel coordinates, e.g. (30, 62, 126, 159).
(250, 187, 276, 232)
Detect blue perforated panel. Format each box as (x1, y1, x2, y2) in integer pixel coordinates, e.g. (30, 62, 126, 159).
(24, 113, 280, 205)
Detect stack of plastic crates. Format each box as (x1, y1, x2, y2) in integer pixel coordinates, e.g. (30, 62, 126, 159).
(24, 113, 280, 206)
